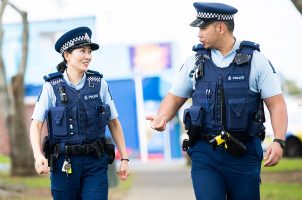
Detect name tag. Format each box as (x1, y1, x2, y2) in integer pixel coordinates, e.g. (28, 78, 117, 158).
(84, 93, 99, 101)
(227, 74, 245, 81)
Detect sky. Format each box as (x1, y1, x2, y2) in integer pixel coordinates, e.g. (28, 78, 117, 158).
(4, 0, 302, 86)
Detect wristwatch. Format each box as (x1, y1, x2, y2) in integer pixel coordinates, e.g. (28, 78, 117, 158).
(273, 138, 286, 149)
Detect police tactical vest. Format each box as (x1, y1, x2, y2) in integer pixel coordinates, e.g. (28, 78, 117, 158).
(184, 41, 264, 137)
(44, 70, 111, 145)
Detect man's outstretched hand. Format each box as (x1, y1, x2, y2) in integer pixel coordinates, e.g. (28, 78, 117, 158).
(145, 115, 167, 132)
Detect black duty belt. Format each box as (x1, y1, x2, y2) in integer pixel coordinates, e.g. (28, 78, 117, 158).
(53, 140, 105, 157)
(199, 132, 253, 143)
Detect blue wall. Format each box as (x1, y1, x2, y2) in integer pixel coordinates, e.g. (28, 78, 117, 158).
(106, 79, 139, 155)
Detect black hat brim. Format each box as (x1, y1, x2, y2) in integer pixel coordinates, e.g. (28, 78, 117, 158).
(190, 18, 215, 27)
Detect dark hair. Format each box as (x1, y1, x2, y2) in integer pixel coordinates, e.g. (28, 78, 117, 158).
(56, 61, 67, 73)
(56, 48, 74, 73)
(223, 20, 235, 33)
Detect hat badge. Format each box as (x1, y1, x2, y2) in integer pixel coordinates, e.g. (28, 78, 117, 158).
(84, 33, 91, 42)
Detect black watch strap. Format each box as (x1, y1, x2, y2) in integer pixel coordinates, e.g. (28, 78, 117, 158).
(273, 138, 286, 149)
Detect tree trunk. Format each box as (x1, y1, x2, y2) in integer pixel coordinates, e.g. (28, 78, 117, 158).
(0, 1, 35, 176)
(8, 75, 35, 176)
(9, 4, 35, 176)
(292, 0, 302, 13)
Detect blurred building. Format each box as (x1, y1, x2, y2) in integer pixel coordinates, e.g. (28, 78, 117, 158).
(0, 16, 183, 161)
(1, 0, 302, 160)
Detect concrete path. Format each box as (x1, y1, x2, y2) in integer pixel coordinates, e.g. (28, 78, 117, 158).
(123, 159, 196, 200)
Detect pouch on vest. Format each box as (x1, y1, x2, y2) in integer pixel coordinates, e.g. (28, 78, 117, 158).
(248, 108, 266, 137)
(97, 104, 111, 127)
(183, 108, 191, 130)
(226, 98, 248, 131)
(105, 143, 115, 164)
(187, 105, 205, 128)
(46, 106, 69, 138)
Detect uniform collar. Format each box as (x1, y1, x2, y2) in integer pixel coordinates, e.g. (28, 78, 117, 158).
(212, 38, 240, 59)
(63, 71, 86, 89)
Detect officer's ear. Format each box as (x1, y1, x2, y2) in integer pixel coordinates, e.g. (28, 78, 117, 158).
(63, 51, 71, 62)
(216, 22, 227, 35)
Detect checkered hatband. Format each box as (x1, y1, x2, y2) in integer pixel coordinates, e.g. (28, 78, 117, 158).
(196, 12, 234, 21)
(60, 33, 91, 54)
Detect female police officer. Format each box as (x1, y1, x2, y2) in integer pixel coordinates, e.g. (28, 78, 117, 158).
(146, 2, 288, 200)
(30, 26, 129, 200)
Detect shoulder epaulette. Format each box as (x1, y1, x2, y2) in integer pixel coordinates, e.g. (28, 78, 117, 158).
(43, 72, 63, 82)
(87, 69, 103, 78)
(192, 43, 206, 52)
(240, 41, 260, 52)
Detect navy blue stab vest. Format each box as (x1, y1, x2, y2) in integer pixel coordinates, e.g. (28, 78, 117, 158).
(44, 70, 111, 145)
(184, 41, 264, 137)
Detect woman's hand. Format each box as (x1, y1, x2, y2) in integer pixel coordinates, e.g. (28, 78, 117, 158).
(34, 153, 50, 174)
(116, 160, 129, 181)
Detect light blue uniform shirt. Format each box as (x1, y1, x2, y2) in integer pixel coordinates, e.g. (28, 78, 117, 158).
(32, 71, 118, 122)
(170, 40, 282, 99)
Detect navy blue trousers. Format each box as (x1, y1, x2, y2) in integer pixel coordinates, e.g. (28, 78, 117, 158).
(187, 137, 263, 200)
(50, 154, 108, 200)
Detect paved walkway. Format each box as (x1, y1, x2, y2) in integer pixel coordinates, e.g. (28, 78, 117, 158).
(123, 159, 195, 200)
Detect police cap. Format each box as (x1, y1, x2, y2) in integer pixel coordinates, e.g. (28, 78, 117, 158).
(190, 2, 238, 27)
(55, 26, 99, 54)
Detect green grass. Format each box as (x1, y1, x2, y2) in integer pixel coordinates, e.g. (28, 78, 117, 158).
(262, 158, 302, 172)
(0, 155, 50, 188)
(0, 154, 10, 163)
(261, 158, 302, 200)
(0, 172, 50, 188)
(261, 183, 302, 200)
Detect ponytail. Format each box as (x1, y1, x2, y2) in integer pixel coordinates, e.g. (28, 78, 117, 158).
(57, 48, 73, 73)
(56, 61, 67, 73)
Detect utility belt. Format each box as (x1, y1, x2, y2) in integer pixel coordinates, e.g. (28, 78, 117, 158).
(54, 140, 106, 156)
(182, 129, 254, 157)
(42, 136, 115, 172)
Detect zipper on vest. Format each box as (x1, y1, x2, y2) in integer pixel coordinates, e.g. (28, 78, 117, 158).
(217, 74, 225, 132)
(77, 90, 83, 144)
(216, 74, 224, 131)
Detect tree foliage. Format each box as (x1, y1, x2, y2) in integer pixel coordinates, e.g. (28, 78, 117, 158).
(282, 79, 302, 96)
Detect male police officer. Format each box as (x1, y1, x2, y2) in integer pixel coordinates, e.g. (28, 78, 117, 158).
(146, 2, 287, 200)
